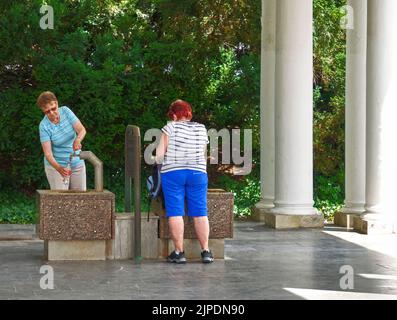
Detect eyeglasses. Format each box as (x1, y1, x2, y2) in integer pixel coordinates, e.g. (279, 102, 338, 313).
(44, 106, 57, 115)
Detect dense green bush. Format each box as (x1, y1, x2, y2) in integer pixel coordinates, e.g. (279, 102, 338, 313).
(0, 190, 37, 224)
(313, 0, 346, 219)
(314, 173, 344, 221)
(313, 0, 346, 178)
(0, 0, 260, 193)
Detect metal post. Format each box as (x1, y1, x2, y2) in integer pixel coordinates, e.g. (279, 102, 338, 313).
(125, 129, 133, 213)
(125, 125, 142, 262)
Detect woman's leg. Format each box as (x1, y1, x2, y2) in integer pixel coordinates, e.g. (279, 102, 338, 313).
(193, 216, 210, 251)
(186, 171, 209, 251)
(168, 216, 184, 252)
(70, 164, 87, 191)
(162, 170, 187, 253)
(44, 165, 68, 190)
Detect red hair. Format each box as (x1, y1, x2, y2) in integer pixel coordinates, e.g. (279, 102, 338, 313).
(167, 99, 192, 121)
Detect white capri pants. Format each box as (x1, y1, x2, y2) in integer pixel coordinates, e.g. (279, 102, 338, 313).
(45, 164, 87, 191)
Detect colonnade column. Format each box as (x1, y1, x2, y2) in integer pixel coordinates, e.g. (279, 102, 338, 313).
(335, 0, 367, 228)
(264, 0, 322, 229)
(354, 0, 397, 234)
(253, 0, 276, 222)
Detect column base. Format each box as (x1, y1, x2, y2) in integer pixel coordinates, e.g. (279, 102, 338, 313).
(334, 212, 360, 229)
(251, 201, 274, 222)
(353, 214, 397, 235)
(340, 204, 365, 214)
(262, 210, 324, 229)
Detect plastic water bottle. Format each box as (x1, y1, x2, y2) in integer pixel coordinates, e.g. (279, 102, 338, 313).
(63, 162, 71, 185)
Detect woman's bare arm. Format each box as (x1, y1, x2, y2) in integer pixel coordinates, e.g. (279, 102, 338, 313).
(41, 141, 70, 177)
(72, 120, 86, 151)
(155, 133, 169, 164)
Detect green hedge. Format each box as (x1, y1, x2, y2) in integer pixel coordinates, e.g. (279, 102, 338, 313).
(0, 0, 260, 192)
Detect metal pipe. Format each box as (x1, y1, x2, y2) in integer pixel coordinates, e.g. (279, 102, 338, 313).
(78, 151, 103, 192)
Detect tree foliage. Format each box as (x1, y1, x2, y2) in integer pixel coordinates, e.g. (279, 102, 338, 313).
(313, 0, 346, 209)
(0, 0, 346, 219)
(0, 0, 261, 191)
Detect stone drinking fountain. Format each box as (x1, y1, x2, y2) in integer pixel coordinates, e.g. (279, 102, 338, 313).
(37, 151, 115, 260)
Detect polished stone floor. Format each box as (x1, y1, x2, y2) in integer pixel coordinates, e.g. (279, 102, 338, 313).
(1, 221, 397, 300)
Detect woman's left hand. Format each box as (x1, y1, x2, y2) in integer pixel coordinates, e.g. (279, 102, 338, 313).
(73, 138, 82, 151)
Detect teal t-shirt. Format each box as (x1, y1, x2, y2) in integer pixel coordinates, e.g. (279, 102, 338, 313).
(39, 106, 84, 169)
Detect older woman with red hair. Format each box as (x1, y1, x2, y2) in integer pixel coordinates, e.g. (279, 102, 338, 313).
(156, 99, 213, 264)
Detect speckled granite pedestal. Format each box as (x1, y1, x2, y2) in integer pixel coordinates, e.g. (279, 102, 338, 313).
(37, 190, 115, 260)
(38, 189, 233, 261)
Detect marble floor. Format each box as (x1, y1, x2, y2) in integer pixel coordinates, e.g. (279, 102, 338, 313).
(1, 221, 397, 300)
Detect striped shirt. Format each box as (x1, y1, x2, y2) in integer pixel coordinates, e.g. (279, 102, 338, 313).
(161, 121, 209, 173)
(39, 106, 84, 169)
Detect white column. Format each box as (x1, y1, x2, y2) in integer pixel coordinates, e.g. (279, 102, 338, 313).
(355, 0, 397, 234)
(271, 0, 318, 219)
(337, 0, 367, 225)
(255, 0, 276, 214)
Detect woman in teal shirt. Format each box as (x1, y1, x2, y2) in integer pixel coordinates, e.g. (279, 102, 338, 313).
(37, 91, 87, 190)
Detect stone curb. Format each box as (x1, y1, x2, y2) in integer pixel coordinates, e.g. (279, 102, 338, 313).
(0, 224, 38, 240)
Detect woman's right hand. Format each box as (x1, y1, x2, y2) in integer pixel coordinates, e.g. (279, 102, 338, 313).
(57, 166, 72, 178)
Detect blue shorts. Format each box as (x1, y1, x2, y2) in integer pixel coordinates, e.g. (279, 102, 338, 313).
(161, 169, 208, 218)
